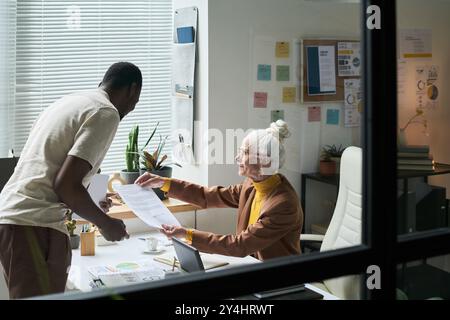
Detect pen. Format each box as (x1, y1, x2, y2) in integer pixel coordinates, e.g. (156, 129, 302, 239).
(172, 257, 177, 271)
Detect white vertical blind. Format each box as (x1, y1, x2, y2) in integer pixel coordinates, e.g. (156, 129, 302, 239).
(13, 0, 172, 173)
(0, 0, 16, 158)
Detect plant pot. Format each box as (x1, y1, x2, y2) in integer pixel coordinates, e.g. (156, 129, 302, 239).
(70, 234, 80, 250)
(120, 170, 141, 185)
(139, 166, 173, 200)
(330, 157, 341, 174)
(319, 161, 336, 176)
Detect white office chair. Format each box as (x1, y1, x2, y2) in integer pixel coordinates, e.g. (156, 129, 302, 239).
(301, 146, 362, 300)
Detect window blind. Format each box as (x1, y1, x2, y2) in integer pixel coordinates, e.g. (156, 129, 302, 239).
(0, 0, 16, 158)
(14, 0, 172, 173)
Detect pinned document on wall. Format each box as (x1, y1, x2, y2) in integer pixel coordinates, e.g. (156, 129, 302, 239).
(253, 92, 268, 108)
(416, 65, 439, 109)
(308, 106, 321, 122)
(276, 65, 290, 81)
(271, 110, 285, 122)
(399, 29, 432, 60)
(276, 41, 290, 58)
(337, 42, 361, 77)
(257, 64, 272, 81)
(282, 87, 296, 103)
(306, 46, 337, 96)
(344, 79, 362, 127)
(326, 109, 340, 125)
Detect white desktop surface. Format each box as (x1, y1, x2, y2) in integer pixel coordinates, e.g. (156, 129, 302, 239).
(67, 231, 338, 300)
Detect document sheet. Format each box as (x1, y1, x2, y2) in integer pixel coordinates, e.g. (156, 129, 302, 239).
(115, 184, 181, 229)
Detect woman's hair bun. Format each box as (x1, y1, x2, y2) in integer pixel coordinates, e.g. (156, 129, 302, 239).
(267, 120, 291, 143)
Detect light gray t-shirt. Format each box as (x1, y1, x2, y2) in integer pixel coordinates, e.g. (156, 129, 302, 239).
(0, 88, 120, 235)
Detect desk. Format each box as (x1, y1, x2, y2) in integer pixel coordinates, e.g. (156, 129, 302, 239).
(302, 164, 450, 235)
(397, 163, 450, 234)
(76, 198, 202, 228)
(67, 231, 338, 300)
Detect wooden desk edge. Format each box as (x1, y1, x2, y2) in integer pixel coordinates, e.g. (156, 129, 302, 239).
(76, 201, 201, 225)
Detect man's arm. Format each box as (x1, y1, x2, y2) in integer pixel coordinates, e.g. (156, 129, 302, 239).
(54, 155, 128, 241)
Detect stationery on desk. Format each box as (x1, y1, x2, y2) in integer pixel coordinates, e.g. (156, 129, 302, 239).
(87, 260, 164, 288)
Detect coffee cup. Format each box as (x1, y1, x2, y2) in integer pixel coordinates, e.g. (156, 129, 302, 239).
(146, 237, 159, 251)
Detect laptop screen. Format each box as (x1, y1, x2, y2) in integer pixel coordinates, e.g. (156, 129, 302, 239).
(172, 237, 205, 273)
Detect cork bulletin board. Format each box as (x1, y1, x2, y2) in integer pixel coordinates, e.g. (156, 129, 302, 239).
(302, 39, 360, 103)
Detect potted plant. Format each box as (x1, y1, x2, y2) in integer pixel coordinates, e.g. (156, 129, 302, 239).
(120, 125, 141, 184)
(319, 147, 336, 176)
(140, 122, 180, 200)
(325, 144, 346, 174)
(65, 209, 80, 249)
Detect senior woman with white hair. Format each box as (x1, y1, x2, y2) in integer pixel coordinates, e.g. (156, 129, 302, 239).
(135, 120, 303, 261)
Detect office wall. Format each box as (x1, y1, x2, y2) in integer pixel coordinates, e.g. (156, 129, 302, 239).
(397, 0, 450, 197)
(206, 0, 361, 234)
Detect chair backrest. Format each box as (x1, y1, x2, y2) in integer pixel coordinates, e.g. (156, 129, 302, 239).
(320, 146, 362, 299)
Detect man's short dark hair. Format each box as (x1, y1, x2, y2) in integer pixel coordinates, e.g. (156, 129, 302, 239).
(101, 62, 142, 89)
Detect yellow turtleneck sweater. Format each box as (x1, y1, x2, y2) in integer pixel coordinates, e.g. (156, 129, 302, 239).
(159, 174, 282, 239)
(248, 174, 281, 226)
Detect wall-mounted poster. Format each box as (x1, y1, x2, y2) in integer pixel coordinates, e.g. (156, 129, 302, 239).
(344, 78, 362, 127)
(416, 65, 439, 109)
(306, 45, 336, 96)
(337, 42, 361, 77)
(399, 29, 432, 60)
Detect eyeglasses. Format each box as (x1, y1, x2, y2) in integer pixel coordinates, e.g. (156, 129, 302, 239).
(237, 147, 250, 157)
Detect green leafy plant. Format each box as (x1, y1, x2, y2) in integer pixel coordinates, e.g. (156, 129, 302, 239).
(64, 209, 77, 236)
(125, 125, 140, 172)
(140, 122, 181, 171)
(321, 144, 346, 161)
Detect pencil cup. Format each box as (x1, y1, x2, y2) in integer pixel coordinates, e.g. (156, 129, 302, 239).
(80, 230, 96, 256)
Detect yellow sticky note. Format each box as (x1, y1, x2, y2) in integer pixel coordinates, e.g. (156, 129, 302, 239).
(282, 87, 296, 103)
(276, 42, 290, 58)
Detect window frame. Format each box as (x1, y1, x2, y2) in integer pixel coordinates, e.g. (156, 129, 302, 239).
(39, 0, 450, 300)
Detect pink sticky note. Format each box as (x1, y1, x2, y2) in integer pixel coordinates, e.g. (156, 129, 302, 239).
(254, 92, 268, 108)
(308, 106, 321, 122)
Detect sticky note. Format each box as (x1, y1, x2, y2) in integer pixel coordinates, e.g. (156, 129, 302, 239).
(271, 110, 285, 122)
(308, 106, 321, 122)
(257, 64, 271, 81)
(276, 42, 290, 58)
(276, 65, 290, 81)
(282, 87, 296, 103)
(326, 109, 340, 125)
(253, 92, 268, 108)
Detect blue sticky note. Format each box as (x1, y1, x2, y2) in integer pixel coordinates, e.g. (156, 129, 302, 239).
(177, 26, 195, 43)
(257, 64, 271, 81)
(326, 109, 340, 125)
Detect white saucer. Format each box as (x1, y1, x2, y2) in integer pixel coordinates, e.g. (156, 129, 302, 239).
(142, 248, 165, 255)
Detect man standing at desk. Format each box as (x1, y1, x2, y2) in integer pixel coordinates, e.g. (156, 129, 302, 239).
(0, 62, 141, 299)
